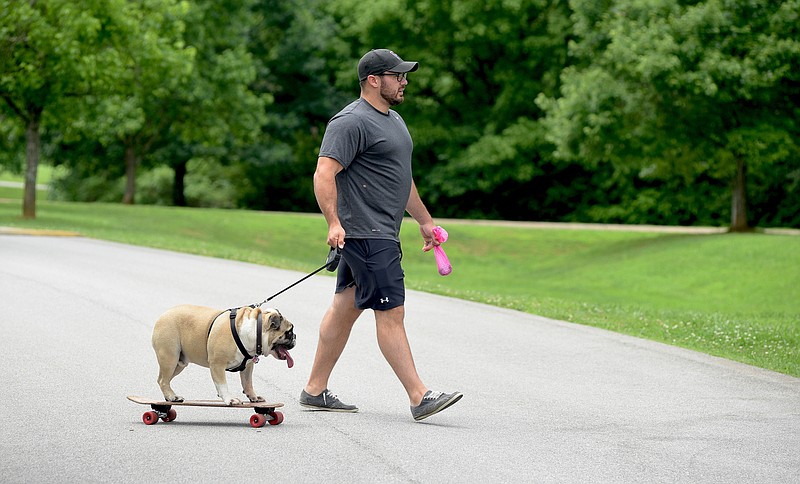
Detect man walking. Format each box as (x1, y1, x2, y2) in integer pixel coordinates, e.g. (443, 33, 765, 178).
(300, 49, 462, 421)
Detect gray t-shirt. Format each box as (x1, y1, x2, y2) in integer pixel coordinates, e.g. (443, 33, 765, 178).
(318, 98, 413, 241)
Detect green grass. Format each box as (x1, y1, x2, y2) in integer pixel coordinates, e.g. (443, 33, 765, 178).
(0, 164, 56, 184)
(0, 166, 52, 201)
(1, 197, 798, 377)
(0, 185, 48, 200)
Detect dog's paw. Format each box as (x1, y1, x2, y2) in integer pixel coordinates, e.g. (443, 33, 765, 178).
(224, 397, 243, 406)
(247, 395, 265, 403)
(166, 395, 185, 403)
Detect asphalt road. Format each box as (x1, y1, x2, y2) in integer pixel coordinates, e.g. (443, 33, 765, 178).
(1, 235, 798, 483)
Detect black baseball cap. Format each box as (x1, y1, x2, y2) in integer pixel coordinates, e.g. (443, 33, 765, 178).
(357, 49, 419, 81)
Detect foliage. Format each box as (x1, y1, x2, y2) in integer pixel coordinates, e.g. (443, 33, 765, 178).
(233, 0, 351, 212)
(51, 0, 267, 206)
(0, 0, 124, 217)
(1, 0, 799, 227)
(537, 0, 800, 228)
(325, 0, 573, 219)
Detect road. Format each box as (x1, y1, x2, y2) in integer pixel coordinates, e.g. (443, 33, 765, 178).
(1, 235, 798, 483)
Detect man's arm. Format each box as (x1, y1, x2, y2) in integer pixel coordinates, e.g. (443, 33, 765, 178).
(406, 180, 438, 252)
(314, 156, 346, 249)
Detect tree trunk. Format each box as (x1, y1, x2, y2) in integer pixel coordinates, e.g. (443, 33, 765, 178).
(123, 144, 138, 205)
(172, 159, 187, 206)
(730, 157, 750, 232)
(23, 110, 43, 219)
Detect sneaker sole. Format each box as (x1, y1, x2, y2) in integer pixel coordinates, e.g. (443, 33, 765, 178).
(413, 392, 463, 421)
(299, 402, 359, 413)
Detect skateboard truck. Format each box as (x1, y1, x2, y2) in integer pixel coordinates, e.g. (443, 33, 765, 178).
(143, 403, 178, 424)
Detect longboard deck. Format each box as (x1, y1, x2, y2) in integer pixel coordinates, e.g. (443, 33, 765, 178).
(128, 395, 285, 427)
(127, 395, 283, 409)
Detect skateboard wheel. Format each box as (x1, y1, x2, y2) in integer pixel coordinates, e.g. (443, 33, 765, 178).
(268, 411, 284, 426)
(250, 414, 267, 428)
(162, 409, 177, 422)
(142, 411, 159, 425)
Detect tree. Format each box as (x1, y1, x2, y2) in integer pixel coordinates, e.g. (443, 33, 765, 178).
(538, 0, 800, 230)
(233, 0, 350, 212)
(53, 0, 266, 206)
(323, 0, 573, 220)
(90, 0, 195, 205)
(0, 0, 119, 218)
(153, 0, 268, 206)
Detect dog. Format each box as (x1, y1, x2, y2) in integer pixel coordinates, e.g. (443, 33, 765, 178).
(151, 304, 295, 405)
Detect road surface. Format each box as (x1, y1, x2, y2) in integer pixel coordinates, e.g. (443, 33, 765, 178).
(1, 235, 798, 483)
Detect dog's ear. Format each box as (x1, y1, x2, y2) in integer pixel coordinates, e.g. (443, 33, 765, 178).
(267, 311, 283, 330)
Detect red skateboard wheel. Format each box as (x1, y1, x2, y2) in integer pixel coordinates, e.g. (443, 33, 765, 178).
(142, 411, 159, 425)
(250, 414, 267, 428)
(268, 411, 284, 425)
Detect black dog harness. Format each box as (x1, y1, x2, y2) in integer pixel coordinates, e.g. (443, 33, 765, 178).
(200, 249, 335, 372)
(207, 306, 263, 373)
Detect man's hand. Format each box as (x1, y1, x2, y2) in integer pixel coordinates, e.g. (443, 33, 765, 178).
(419, 223, 439, 252)
(328, 223, 346, 249)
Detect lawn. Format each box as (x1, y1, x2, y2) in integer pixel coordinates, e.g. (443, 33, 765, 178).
(1, 194, 798, 377)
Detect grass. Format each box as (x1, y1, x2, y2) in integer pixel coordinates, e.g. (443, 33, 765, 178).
(0, 165, 52, 201)
(1, 190, 798, 377)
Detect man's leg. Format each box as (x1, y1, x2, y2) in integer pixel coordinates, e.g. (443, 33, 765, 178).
(305, 286, 363, 395)
(374, 305, 428, 406)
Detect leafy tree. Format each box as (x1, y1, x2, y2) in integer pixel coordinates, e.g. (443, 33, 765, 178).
(67, 0, 196, 205)
(53, 0, 266, 206)
(0, 0, 120, 218)
(7, 0, 796, 227)
(538, 0, 800, 230)
(236, 0, 351, 212)
(153, 0, 267, 206)
(324, 0, 573, 220)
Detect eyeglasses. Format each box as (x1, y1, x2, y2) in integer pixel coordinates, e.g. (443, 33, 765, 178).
(377, 72, 407, 82)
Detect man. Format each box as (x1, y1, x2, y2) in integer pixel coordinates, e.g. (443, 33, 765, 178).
(299, 49, 462, 421)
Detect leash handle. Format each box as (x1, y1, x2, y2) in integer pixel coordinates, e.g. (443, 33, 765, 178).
(325, 247, 342, 271)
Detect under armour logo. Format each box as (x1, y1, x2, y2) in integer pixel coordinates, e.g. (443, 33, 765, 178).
(380, 297, 390, 304)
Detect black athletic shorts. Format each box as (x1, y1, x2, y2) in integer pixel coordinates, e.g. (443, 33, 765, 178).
(335, 239, 405, 311)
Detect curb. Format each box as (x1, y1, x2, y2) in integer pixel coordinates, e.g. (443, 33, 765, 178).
(0, 226, 80, 237)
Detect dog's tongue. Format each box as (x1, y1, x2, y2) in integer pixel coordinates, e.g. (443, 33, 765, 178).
(277, 346, 294, 368)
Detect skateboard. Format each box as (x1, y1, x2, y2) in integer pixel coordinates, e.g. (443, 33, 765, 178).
(127, 396, 284, 428)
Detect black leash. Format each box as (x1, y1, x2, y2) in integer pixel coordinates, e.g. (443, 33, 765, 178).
(208, 247, 341, 373)
(253, 247, 341, 307)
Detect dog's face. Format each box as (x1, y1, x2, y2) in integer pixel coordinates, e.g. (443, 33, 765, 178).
(262, 308, 295, 368)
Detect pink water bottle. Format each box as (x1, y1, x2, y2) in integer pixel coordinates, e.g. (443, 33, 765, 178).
(432, 226, 452, 276)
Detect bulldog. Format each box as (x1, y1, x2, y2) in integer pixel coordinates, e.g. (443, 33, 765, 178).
(151, 304, 295, 405)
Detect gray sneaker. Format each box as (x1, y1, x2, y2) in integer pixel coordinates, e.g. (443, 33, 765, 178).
(411, 390, 463, 421)
(299, 389, 358, 412)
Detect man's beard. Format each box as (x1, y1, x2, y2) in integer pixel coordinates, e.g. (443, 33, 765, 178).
(380, 86, 404, 106)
